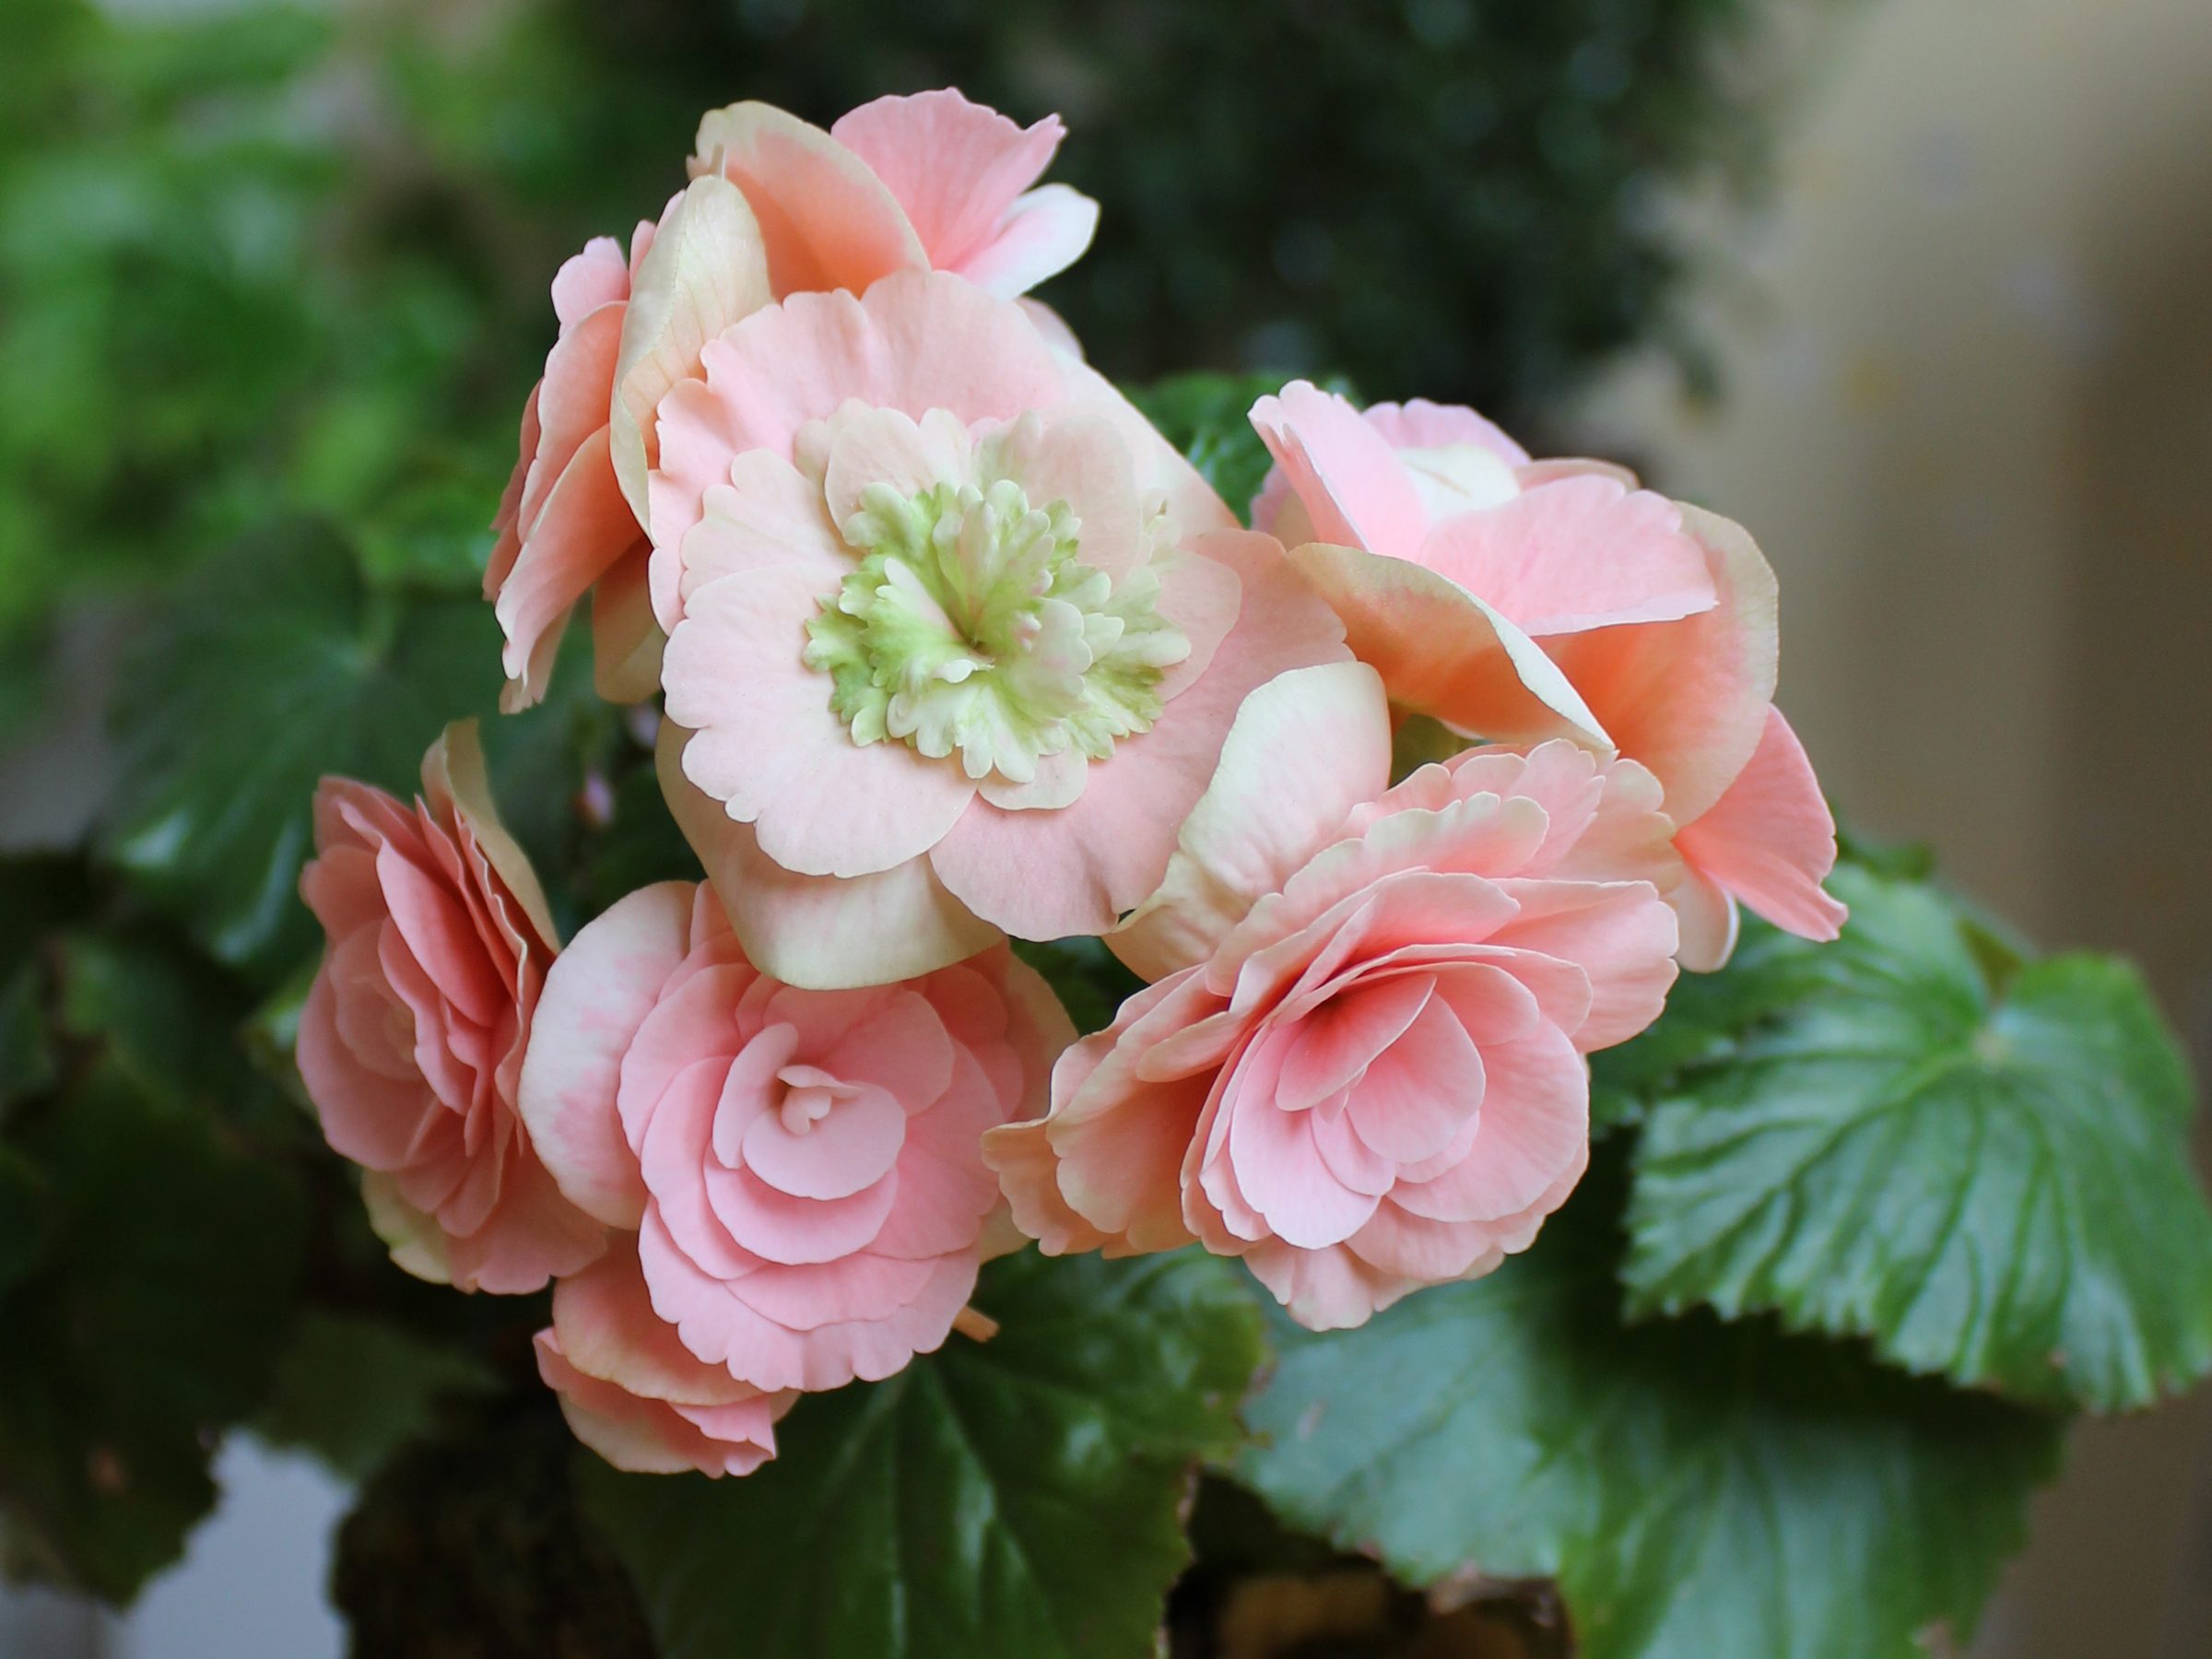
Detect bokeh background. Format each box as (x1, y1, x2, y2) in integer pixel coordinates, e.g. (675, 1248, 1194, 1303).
(2, 0, 2208, 1653)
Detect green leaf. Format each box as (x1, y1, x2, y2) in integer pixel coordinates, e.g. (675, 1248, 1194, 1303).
(1240, 1185, 2061, 1659)
(253, 1312, 500, 1481)
(102, 523, 503, 982)
(0, 1146, 50, 1296)
(1623, 865, 2212, 1411)
(1126, 373, 1292, 525)
(1587, 913, 1826, 1134)
(580, 1248, 1265, 1659)
(0, 966, 54, 1117)
(1011, 935, 1144, 1038)
(0, 1070, 308, 1601)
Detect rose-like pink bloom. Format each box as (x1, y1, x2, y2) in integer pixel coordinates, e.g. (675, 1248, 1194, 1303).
(487, 89, 1100, 711)
(534, 1239, 796, 1477)
(297, 722, 606, 1293)
(518, 880, 1071, 1393)
(1249, 382, 1844, 967)
(652, 270, 1348, 989)
(986, 663, 1684, 1330)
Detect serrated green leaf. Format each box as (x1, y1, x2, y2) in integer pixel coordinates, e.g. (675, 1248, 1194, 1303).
(1240, 1185, 2060, 1659)
(580, 1248, 1265, 1659)
(1623, 865, 2212, 1411)
(102, 524, 503, 982)
(253, 1312, 500, 1481)
(0, 1070, 308, 1601)
(1587, 913, 1826, 1133)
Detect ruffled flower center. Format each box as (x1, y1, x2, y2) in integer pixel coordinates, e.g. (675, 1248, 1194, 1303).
(774, 1064, 858, 1135)
(804, 476, 1190, 784)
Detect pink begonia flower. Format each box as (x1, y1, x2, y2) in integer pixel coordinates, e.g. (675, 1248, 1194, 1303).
(1249, 382, 1844, 968)
(518, 879, 1071, 1394)
(652, 271, 1349, 989)
(487, 89, 1100, 711)
(297, 722, 606, 1293)
(534, 1239, 796, 1477)
(986, 662, 1684, 1331)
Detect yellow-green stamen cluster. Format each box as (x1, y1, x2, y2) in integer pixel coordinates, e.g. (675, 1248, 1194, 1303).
(804, 477, 1189, 785)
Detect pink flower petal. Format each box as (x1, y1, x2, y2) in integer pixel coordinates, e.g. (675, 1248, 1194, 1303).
(1250, 381, 1430, 559)
(705, 1159, 900, 1266)
(695, 101, 927, 297)
(1487, 878, 1679, 1052)
(1276, 969, 1435, 1114)
(665, 562, 980, 877)
(829, 90, 1062, 276)
(518, 882, 698, 1228)
(1287, 542, 1610, 747)
(1390, 1023, 1588, 1226)
(1228, 1077, 1381, 1250)
(954, 184, 1100, 299)
(1419, 474, 1714, 637)
(611, 176, 771, 527)
(1541, 503, 1777, 825)
(1359, 398, 1530, 465)
(656, 720, 1002, 990)
(1113, 661, 1392, 983)
(1674, 708, 1847, 942)
(1342, 994, 1486, 1165)
(738, 1087, 908, 1204)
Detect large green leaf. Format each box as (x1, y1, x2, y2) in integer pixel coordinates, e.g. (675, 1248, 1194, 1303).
(1239, 1185, 2060, 1659)
(102, 524, 502, 981)
(253, 1311, 500, 1482)
(579, 1248, 1265, 1659)
(1623, 865, 2212, 1411)
(0, 1071, 309, 1600)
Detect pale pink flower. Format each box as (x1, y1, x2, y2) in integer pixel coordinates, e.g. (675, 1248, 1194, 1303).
(534, 1239, 796, 1477)
(297, 723, 606, 1293)
(694, 88, 1098, 303)
(517, 880, 1071, 1393)
(487, 218, 672, 712)
(653, 271, 1348, 989)
(488, 90, 1100, 711)
(1249, 382, 1843, 966)
(986, 663, 1683, 1330)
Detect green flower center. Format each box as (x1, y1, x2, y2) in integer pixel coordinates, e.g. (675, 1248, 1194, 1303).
(803, 477, 1189, 785)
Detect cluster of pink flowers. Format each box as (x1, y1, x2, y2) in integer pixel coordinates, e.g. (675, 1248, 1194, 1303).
(297, 90, 1842, 1477)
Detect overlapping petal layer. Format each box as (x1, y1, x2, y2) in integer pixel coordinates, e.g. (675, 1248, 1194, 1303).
(987, 665, 1682, 1328)
(297, 723, 606, 1292)
(521, 880, 1069, 1393)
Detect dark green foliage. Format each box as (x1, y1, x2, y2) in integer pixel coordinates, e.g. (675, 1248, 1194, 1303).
(1241, 1172, 2064, 1659)
(577, 0, 1802, 424)
(333, 1406, 656, 1659)
(253, 1312, 501, 1482)
(579, 1249, 1265, 1659)
(101, 524, 505, 982)
(0, 1073, 309, 1601)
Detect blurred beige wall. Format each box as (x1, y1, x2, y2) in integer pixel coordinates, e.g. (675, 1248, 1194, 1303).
(1581, 0, 2212, 1653)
